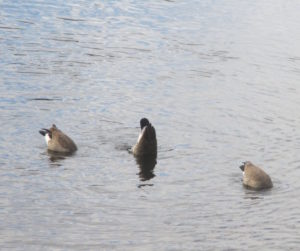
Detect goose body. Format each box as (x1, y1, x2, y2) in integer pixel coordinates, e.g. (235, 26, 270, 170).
(132, 118, 157, 157)
(39, 124, 77, 153)
(240, 161, 273, 190)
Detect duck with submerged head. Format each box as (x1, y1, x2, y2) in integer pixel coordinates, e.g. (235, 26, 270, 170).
(39, 124, 77, 153)
(132, 118, 157, 157)
(240, 161, 273, 190)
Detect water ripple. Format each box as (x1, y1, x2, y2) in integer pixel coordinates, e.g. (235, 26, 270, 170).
(1, 0, 300, 250)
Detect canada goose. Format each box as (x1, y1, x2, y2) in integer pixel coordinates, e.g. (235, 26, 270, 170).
(132, 118, 157, 157)
(39, 124, 77, 153)
(240, 161, 273, 190)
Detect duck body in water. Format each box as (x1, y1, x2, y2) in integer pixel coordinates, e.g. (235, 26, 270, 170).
(39, 124, 77, 153)
(132, 118, 157, 157)
(240, 161, 273, 190)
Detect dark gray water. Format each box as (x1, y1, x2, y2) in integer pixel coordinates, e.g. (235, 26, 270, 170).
(1, 0, 300, 250)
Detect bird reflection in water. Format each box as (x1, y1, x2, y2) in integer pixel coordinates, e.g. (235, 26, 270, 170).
(46, 150, 75, 166)
(135, 154, 157, 182)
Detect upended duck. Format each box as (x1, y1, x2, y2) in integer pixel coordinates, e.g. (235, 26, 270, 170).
(39, 124, 77, 153)
(240, 161, 273, 190)
(132, 118, 157, 157)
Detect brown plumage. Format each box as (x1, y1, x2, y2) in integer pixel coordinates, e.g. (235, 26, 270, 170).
(240, 161, 273, 190)
(39, 124, 77, 153)
(132, 118, 157, 157)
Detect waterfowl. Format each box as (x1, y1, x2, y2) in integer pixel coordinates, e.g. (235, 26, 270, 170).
(39, 124, 77, 153)
(239, 161, 273, 190)
(132, 118, 157, 157)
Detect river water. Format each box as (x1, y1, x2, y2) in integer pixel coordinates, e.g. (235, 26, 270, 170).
(1, 0, 300, 250)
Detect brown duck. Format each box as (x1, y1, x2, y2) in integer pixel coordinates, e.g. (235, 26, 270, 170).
(240, 161, 273, 190)
(132, 118, 157, 157)
(39, 124, 77, 153)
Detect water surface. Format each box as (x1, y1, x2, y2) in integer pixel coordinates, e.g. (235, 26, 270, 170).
(1, 0, 300, 250)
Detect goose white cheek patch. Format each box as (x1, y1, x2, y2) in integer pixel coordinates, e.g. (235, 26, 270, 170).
(45, 134, 51, 145)
(137, 127, 146, 143)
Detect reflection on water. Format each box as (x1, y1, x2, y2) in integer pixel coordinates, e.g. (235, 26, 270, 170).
(243, 187, 272, 200)
(135, 154, 157, 181)
(46, 150, 75, 165)
(1, 0, 300, 250)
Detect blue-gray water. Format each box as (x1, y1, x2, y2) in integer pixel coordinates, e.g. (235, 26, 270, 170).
(1, 0, 300, 250)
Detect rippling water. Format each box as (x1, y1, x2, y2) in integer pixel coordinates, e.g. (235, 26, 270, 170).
(1, 0, 300, 250)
